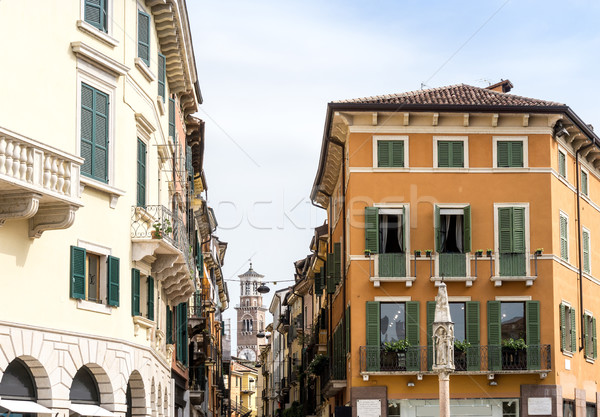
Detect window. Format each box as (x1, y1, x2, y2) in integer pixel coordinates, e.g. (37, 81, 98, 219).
(560, 303, 576, 354)
(131, 269, 154, 320)
(84, 0, 108, 32)
(435, 206, 471, 277)
(583, 313, 597, 360)
(437, 140, 464, 168)
(581, 169, 589, 196)
(0, 358, 36, 401)
(158, 53, 166, 102)
(376, 139, 405, 168)
(81, 83, 109, 183)
(502, 400, 518, 417)
(70, 366, 100, 405)
(496, 140, 524, 168)
(388, 400, 401, 417)
(501, 302, 525, 340)
(560, 213, 568, 261)
(450, 303, 466, 341)
(559, 149, 567, 179)
(137, 10, 151, 66)
(70, 245, 119, 306)
(497, 206, 527, 276)
(586, 403, 596, 417)
(365, 207, 407, 278)
(137, 139, 146, 207)
(583, 228, 591, 274)
(563, 400, 574, 417)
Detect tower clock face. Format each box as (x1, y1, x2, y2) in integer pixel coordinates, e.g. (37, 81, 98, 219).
(240, 348, 256, 361)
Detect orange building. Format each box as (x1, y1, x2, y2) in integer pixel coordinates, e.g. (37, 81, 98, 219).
(308, 80, 599, 417)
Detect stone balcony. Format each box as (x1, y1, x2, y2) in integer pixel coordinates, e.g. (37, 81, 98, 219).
(0, 127, 83, 237)
(130, 205, 196, 304)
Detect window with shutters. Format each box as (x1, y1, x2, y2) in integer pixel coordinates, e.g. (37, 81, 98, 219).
(558, 148, 567, 179)
(583, 228, 591, 274)
(83, 0, 108, 32)
(496, 205, 528, 277)
(560, 303, 576, 354)
(495, 138, 526, 168)
(133, 272, 154, 320)
(435, 205, 471, 277)
(137, 9, 151, 66)
(560, 212, 568, 261)
(168, 97, 177, 140)
(80, 83, 110, 183)
(380, 303, 406, 344)
(158, 53, 166, 102)
(435, 137, 467, 168)
(581, 168, 589, 196)
(501, 302, 525, 341)
(136, 139, 146, 207)
(374, 136, 408, 168)
(70, 244, 119, 307)
(583, 312, 597, 361)
(365, 207, 408, 277)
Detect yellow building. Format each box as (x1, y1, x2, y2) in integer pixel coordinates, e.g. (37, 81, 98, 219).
(307, 80, 600, 416)
(0, 2, 228, 417)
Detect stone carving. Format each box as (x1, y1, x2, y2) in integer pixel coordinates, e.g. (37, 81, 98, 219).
(432, 283, 455, 372)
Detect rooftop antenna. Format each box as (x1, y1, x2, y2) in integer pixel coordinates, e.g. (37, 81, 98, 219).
(420, 82, 428, 90)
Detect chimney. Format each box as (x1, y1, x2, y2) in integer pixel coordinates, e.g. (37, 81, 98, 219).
(486, 79, 513, 93)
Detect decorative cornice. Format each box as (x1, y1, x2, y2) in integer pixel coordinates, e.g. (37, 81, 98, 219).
(70, 41, 129, 76)
(135, 113, 157, 138)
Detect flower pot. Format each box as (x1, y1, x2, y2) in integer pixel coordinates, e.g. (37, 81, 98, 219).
(151, 230, 162, 239)
(486, 250, 493, 257)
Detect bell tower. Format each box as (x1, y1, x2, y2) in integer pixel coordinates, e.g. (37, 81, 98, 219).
(235, 263, 267, 361)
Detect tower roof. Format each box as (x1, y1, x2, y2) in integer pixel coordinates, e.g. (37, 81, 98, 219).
(238, 262, 264, 279)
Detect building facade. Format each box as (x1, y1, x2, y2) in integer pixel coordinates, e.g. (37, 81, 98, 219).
(304, 80, 600, 416)
(235, 265, 268, 362)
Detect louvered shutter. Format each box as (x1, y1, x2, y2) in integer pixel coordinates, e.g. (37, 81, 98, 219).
(405, 301, 420, 371)
(147, 276, 154, 320)
(593, 317, 597, 359)
(377, 141, 390, 167)
(345, 306, 350, 354)
(583, 230, 590, 273)
(511, 141, 523, 167)
(582, 170, 588, 196)
(364, 207, 379, 253)
(526, 300, 541, 370)
(512, 208, 525, 253)
(137, 139, 146, 207)
(70, 246, 86, 299)
(434, 205, 441, 252)
(498, 208, 512, 253)
(333, 242, 342, 284)
(391, 141, 404, 167)
(559, 151, 566, 178)
(465, 301, 480, 371)
(137, 10, 150, 65)
(570, 307, 577, 353)
(131, 269, 140, 316)
(487, 301, 501, 371)
(451, 141, 464, 167)
(168, 98, 176, 139)
(326, 252, 335, 293)
(463, 205, 471, 252)
(365, 301, 380, 371)
(107, 256, 119, 307)
(166, 306, 172, 344)
(94, 87, 109, 183)
(84, 0, 107, 31)
(158, 53, 166, 101)
(559, 303, 566, 351)
(80, 84, 94, 177)
(438, 141, 450, 167)
(426, 301, 435, 370)
(497, 141, 509, 167)
(560, 215, 568, 260)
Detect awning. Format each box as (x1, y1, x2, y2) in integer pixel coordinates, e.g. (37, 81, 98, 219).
(0, 399, 53, 413)
(69, 404, 116, 417)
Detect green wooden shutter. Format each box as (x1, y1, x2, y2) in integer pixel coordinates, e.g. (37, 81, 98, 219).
(570, 307, 577, 353)
(131, 269, 140, 316)
(107, 256, 119, 307)
(377, 141, 390, 167)
(438, 141, 450, 167)
(81, 83, 109, 183)
(137, 10, 150, 65)
(391, 141, 404, 167)
(512, 208, 525, 253)
(426, 301, 435, 370)
(434, 205, 441, 252)
(463, 205, 471, 253)
(147, 276, 154, 320)
(487, 301, 501, 371)
(166, 306, 173, 344)
(593, 317, 597, 360)
(510, 141, 523, 167)
(451, 141, 464, 167)
(559, 303, 566, 352)
(84, 0, 107, 31)
(137, 139, 146, 207)
(559, 151, 566, 178)
(314, 269, 322, 294)
(498, 208, 513, 253)
(334, 242, 342, 284)
(345, 306, 350, 354)
(497, 141, 509, 167)
(465, 301, 480, 371)
(365, 207, 379, 253)
(70, 246, 86, 299)
(582, 170, 588, 196)
(168, 98, 176, 139)
(326, 252, 335, 293)
(583, 230, 590, 273)
(526, 300, 541, 370)
(560, 215, 568, 260)
(158, 53, 166, 101)
(405, 301, 420, 371)
(365, 301, 380, 371)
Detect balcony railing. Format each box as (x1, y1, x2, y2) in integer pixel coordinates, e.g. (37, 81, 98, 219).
(378, 253, 407, 277)
(359, 345, 551, 373)
(438, 253, 467, 277)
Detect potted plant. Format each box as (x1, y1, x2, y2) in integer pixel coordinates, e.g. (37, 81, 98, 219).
(425, 249, 433, 257)
(382, 340, 410, 370)
(535, 248, 543, 256)
(454, 340, 471, 371)
(486, 249, 493, 257)
(364, 249, 372, 257)
(152, 219, 172, 239)
(475, 249, 483, 257)
(501, 338, 527, 370)
(414, 250, 421, 257)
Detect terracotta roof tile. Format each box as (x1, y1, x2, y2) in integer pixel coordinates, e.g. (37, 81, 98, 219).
(334, 83, 564, 107)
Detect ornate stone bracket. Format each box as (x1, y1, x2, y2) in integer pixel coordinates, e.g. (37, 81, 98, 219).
(153, 255, 180, 277)
(132, 241, 161, 262)
(28, 203, 78, 238)
(132, 315, 156, 341)
(156, 262, 185, 282)
(0, 192, 41, 226)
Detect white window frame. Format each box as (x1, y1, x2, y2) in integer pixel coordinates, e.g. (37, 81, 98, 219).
(560, 211, 569, 262)
(372, 204, 410, 279)
(434, 204, 472, 279)
(561, 301, 575, 354)
(492, 136, 528, 168)
(584, 310, 596, 361)
(583, 226, 591, 275)
(433, 136, 469, 169)
(493, 203, 530, 277)
(581, 167, 589, 197)
(558, 147, 567, 180)
(372, 135, 409, 169)
(78, 0, 118, 47)
(76, 239, 113, 314)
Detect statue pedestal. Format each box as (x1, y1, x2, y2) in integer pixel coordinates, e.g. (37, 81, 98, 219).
(438, 372, 450, 417)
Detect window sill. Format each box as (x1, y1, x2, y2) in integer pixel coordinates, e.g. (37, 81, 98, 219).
(76, 20, 119, 48)
(80, 176, 125, 208)
(370, 276, 416, 288)
(77, 299, 113, 315)
(135, 58, 156, 82)
(431, 276, 476, 287)
(562, 350, 574, 358)
(585, 357, 595, 364)
(491, 275, 537, 287)
(133, 315, 156, 340)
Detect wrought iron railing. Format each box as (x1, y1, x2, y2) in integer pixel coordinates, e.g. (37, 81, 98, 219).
(359, 345, 551, 373)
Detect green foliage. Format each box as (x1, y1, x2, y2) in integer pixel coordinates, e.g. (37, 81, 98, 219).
(454, 340, 471, 352)
(306, 354, 328, 375)
(382, 339, 411, 352)
(283, 401, 303, 417)
(502, 338, 527, 350)
(152, 218, 172, 238)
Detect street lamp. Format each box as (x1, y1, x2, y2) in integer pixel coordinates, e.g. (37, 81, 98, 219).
(257, 282, 270, 294)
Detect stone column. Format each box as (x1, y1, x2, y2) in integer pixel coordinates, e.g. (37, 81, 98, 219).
(432, 283, 454, 417)
(439, 372, 450, 417)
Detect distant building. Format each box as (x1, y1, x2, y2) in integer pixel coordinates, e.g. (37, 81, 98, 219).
(235, 264, 268, 361)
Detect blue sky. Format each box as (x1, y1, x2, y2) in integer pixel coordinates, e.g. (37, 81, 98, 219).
(186, 0, 600, 349)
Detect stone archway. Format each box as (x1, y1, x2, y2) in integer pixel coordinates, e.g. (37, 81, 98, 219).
(127, 370, 146, 417)
(6, 355, 53, 409)
(76, 363, 115, 410)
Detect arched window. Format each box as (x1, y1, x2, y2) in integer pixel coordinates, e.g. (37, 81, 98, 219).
(249, 320, 253, 331)
(70, 366, 100, 405)
(0, 358, 36, 400)
(245, 283, 250, 295)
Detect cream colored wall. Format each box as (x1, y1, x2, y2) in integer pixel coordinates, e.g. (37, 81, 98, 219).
(0, 0, 179, 352)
